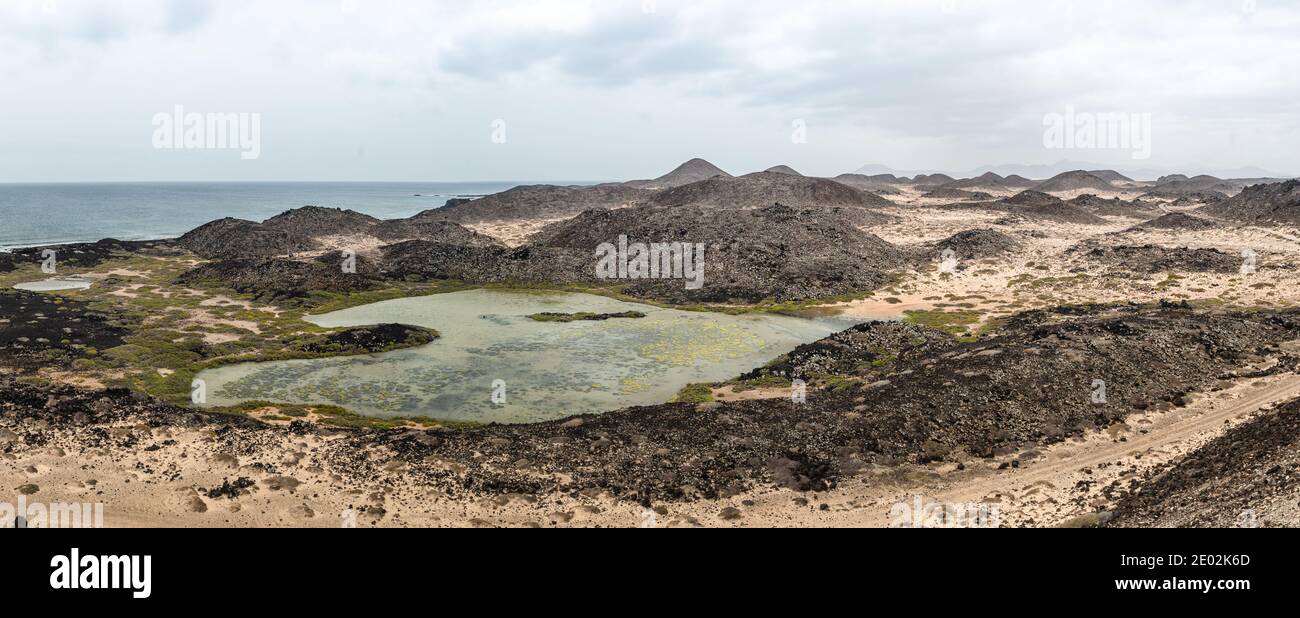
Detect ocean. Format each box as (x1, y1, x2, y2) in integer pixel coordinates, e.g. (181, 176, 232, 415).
(0, 181, 563, 250)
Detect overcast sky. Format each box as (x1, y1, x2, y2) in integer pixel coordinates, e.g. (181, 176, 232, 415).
(1, 0, 1297, 182)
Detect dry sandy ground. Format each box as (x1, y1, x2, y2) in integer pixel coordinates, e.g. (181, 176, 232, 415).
(6, 186, 1300, 528)
(6, 357, 1296, 529)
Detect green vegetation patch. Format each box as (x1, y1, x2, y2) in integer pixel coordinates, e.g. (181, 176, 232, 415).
(527, 311, 647, 323)
(903, 309, 982, 338)
(670, 383, 715, 404)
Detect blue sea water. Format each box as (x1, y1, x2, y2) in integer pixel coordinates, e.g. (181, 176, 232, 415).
(0, 181, 556, 250)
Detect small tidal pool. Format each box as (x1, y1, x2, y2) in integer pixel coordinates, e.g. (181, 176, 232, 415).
(196, 290, 878, 424)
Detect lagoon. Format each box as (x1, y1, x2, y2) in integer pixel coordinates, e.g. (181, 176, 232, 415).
(196, 290, 869, 424)
(13, 278, 93, 292)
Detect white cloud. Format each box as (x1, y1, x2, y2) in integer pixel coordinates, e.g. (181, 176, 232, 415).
(0, 0, 1297, 181)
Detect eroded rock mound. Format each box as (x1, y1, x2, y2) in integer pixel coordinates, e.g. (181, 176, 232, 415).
(261, 206, 381, 238)
(648, 172, 896, 218)
(430, 184, 650, 225)
(1070, 244, 1241, 273)
(1002, 190, 1063, 208)
(530, 202, 907, 303)
(624, 158, 732, 190)
(1127, 212, 1216, 232)
(923, 228, 1021, 262)
(178, 218, 313, 260)
(1199, 180, 1300, 225)
(1033, 170, 1116, 193)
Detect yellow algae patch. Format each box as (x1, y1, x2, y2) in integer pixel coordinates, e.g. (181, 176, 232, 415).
(636, 321, 764, 366)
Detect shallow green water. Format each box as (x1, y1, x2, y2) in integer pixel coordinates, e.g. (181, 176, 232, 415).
(196, 290, 874, 424)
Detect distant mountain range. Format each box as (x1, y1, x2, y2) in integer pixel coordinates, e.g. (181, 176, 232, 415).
(853, 161, 1295, 182)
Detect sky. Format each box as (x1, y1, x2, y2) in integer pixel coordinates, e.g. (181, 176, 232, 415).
(1, 0, 1297, 182)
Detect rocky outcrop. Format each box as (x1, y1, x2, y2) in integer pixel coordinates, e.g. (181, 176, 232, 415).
(430, 184, 651, 224)
(176, 254, 384, 304)
(1109, 396, 1300, 528)
(529, 202, 907, 303)
(177, 218, 314, 260)
(0, 290, 128, 371)
(371, 217, 503, 246)
(647, 172, 896, 216)
(1033, 170, 1116, 193)
(1198, 180, 1300, 225)
(1069, 243, 1242, 273)
(1127, 213, 1217, 232)
(624, 158, 732, 190)
(923, 228, 1021, 262)
(261, 206, 381, 238)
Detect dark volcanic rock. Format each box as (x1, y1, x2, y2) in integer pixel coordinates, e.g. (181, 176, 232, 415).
(1110, 396, 1300, 528)
(925, 229, 1021, 262)
(371, 217, 503, 246)
(647, 172, 896, 217)
(742, 321, 956, 380)
(379, 241, 592, 286)
(829, 174, 905, 195)
(1198, 180, 1300, 225)
(923, 187, 994, 200)
(384, 202, 907, 304)
(1019, 202, 1108, 225)
(292, 324, 438, 354)
(3, 239, 181, 270)
(1068, 194, 1159, 218)
(261, 206, 381, 237)
(178, 218, 314, 260)
(431, 184, 651, 224)
(765, 165, 803, 176)
(1001, 190, 1063, 208)
(0, 290, 129, 371)
(364, 305, 1300, 501)
(4, 305, 1300, 505)
(530, 202, 907, 303)
(1033, 170, 1116, 193)
(624, 158, 733, 190)
(1146, 175, 1240, 197)
(176, 254, 383, 304)
(909, 173, 956, 187)
(1127, 213, 1217, 232)
(1169, 191, 1228, 207)
(1069, 243, 1241, 273)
